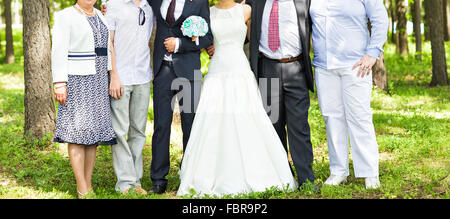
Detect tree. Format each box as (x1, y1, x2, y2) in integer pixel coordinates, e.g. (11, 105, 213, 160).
(412, 0, 422, 60)
(425, 0, 449, 86)
(23, 0, 56, 141)
(4, 0, 14, 64)
(368, 20, 388, 92)
(424, 0, 431, 41)
(389, 0, 396, 44)
(443, 0, 450, 41)
(0, 1, 3, 55)
(395, 0, 408, 55)
(372, 53, 389, 92)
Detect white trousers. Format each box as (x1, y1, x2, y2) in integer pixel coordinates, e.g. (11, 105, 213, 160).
(315, 67, 379, 178)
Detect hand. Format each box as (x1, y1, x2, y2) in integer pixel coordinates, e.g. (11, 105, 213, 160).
(101, 4, 107, 15)
(191, 36, 198, 42)
(54, 83, 67, 106)
(352, 55, 377, 78)
(207, 45, 215, 58)
(109, 74, 124, 100)
(164, 37, 177, 53)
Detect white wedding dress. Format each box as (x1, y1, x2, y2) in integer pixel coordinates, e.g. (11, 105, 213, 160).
(177, 4, 297, 197)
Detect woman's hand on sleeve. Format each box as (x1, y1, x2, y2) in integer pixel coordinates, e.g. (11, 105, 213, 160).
(54, 83, 67, 106)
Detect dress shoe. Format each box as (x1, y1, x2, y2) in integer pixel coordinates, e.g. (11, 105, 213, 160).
(365, 177, 381, 189)
(324, 175, 348, 186)
(152, 185, 167, 194)
(134, 186, 148, 195)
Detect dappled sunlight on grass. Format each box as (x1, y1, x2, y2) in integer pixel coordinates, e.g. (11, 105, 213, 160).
(0, 73, 24, 90)
(0, 173, 72, 199)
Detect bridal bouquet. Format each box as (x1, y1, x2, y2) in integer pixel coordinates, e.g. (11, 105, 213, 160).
(181, 16, 209, 46)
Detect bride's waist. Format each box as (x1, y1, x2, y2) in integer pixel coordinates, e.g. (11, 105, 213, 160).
(214, 42, 244, 49)
(212, 46, 247, 58)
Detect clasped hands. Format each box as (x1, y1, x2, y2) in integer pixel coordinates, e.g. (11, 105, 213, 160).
(164, 36, 198, 53)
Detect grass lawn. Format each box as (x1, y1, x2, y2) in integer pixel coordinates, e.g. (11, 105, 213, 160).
(0, 30, 448, 199)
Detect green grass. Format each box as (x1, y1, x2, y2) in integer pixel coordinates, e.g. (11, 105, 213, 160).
(0, 30, 448, 199)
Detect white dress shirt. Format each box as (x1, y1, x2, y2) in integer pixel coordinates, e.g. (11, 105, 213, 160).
(106, 0, 154, 86)
(161, 0, 185, 61)
(310, 0, 389, 69)
(260, 0, 302, 59)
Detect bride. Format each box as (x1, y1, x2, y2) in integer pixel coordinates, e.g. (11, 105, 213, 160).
(177, 0, 297, 197)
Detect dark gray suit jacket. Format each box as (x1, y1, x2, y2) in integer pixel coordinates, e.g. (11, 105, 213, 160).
(248, 0, 314, 92)
(149, 0, 213, 81)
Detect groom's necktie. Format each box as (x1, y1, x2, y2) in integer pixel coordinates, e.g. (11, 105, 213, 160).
(167, 0, 176, 25)
(268, 0, 280, 53)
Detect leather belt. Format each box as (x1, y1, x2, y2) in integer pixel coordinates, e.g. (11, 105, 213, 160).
(162, 60, 174, 67)
(259, 53, 303, 63)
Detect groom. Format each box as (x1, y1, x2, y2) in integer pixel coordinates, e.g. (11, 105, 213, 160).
(148, 0, 213, 194)
(246, 0, 316, 188)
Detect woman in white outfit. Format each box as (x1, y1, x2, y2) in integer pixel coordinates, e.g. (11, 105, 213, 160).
(309, 0, 389, 189)
(177, 0, 297, 197)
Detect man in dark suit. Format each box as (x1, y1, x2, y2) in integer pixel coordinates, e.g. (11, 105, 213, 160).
(148, 0, 213, 194)
(246, 0, 315, 188)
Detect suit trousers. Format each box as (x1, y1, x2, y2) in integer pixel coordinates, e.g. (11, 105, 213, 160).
(151, 63, 201, 186)
(315, 67, 379, 178)
(111, 83, 151, 193)
(258, 57, 315, 185)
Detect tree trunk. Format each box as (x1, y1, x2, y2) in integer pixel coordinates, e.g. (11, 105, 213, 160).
(444, 0, 450, 41)
(372, 53, 389, 92)
(23, 0, 56, 141)
(424, 0, 431, 41)
(0, 2, 3, 56)
(426, 0, 449, 86)
(0, 28, 2, 57)
(368, 19, 388, 93)
(413, 0, 422, 60)
(390, 0, 396, 44)
(4, 0, 14, 64)
(395, 0, 408, 55)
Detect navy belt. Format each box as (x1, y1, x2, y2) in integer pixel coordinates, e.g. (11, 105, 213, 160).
(68, 48, 107, 59)
(95, 48, 107, 57)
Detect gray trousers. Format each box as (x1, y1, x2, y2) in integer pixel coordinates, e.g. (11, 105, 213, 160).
(258, 57, 315, 185)
(111, 83, 151, 192)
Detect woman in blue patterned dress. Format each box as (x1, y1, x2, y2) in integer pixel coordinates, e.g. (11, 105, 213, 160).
(52, 0, 117, 198)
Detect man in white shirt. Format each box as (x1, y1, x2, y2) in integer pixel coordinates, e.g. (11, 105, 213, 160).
(106, 0, 154, 195)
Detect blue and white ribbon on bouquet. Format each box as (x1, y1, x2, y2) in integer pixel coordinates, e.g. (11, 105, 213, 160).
(181, 16, 209, 46)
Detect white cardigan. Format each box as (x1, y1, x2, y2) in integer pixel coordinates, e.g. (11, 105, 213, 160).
(52, 7, 112, 83)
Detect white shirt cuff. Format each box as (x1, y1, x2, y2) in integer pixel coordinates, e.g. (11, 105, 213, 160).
(174, 38, 180, 53)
